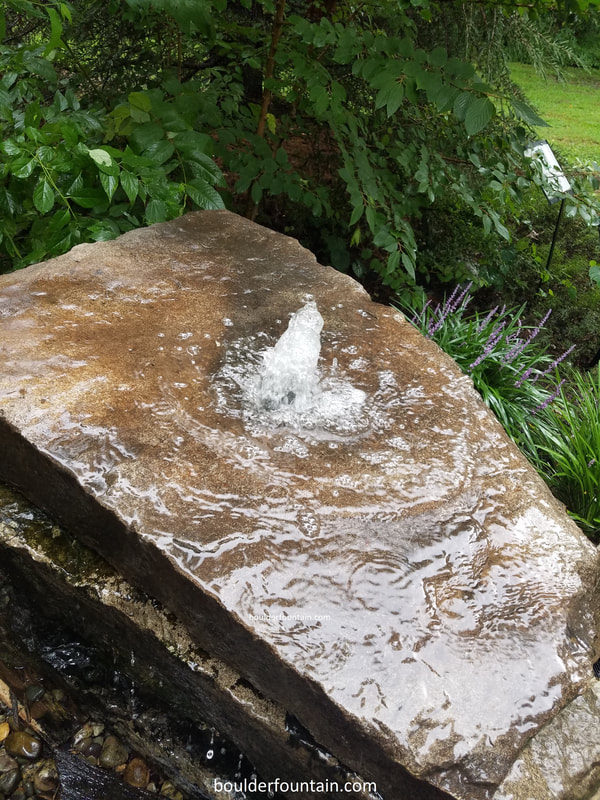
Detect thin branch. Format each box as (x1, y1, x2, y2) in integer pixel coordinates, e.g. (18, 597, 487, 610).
(246, 0, 287, 221)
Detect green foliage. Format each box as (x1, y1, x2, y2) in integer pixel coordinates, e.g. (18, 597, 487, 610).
(2, 0, 600, 292)
(0, 0, 224, 270)
(404, 287, 566, 458)
(534, 368, 600, 540)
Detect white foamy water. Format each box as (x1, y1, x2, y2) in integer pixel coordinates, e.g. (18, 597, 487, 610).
(213, 301, 369, 437)
(257, 300, 323, 412)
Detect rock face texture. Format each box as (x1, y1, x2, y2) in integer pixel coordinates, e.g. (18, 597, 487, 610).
(0, 483, 373, 800)
(0, 210, 598, 800)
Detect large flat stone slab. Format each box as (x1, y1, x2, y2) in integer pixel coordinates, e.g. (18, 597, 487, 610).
(0, 211, 598, 800)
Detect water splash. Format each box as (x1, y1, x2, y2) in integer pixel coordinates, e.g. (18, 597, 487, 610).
(212, 300, 371, 436)
(256, 300, 324, 412)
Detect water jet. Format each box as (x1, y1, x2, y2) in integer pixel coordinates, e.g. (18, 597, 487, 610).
(257, 299, 324, 413)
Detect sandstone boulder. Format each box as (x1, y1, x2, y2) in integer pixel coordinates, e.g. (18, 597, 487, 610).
(0, 211, 598, 799)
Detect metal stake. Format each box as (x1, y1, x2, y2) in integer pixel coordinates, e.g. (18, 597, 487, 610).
(545, 197, 565, 274)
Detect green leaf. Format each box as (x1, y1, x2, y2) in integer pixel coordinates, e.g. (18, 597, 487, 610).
(89, 219, 120, 241)
(129, 123, 164, 152)
(1, 71, 18, 90)
(185, 179, 225, 210)
(68, 174, 84, 194)
(130, 107, 150, 123)
(47, 207, 70, 233)
(172, 130, 214, 156)
(590, 264, 600, 287)
(265, 113, 277, 135)
(10, 157, 36, 178)
(143, 140, 175, 165)
(464, 96, 495, 136)
(120, 171, 138, 204)
(44, 7, 64, 56)
(37, 144, 56, 162)
(88, 149, 111, 168)
(350, 202, 364, 226)
(309, 85, 329, 117)
(428, 46, 447, 67)
(128, 91, 152, 112)
(418, 71, 443, 101)
(386, 249, 400, 275)
(1, 140, 21, 157)
(433, 85, 460, 113)
(0, 9, 5, 43)
(511, 99, 548, 128)
(89, 148, 119, 176)
(185, 154, 224, 185)
(145, 198, 168, 224)
(333, 27, 360, 64)
(453, 91, 472, 121)
(0, 187, 16, 217)
(120, 147, 155, 169)
(33, 178, 55, 214)
(373, 226, 395, 248)
(69, 187, 108, 209)
(24, 55, 58, 84)
(491, 214, 510, 241)
(375, 83, 404, 116)
(100, 172, 118, 202)
(401, 251, 415, 281)
(447, 57, 475, 79)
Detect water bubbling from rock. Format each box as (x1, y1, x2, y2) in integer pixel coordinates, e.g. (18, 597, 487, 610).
(214, 301, 369, 437)
(256, 300, 323, 412)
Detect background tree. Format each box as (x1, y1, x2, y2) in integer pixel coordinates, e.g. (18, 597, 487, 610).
(1, 0, 599, 301)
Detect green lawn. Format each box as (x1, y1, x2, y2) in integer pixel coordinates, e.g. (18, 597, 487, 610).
(510, 62, 600, 164)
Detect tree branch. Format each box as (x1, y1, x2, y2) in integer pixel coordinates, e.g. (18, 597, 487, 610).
(246, 0, 286, 220)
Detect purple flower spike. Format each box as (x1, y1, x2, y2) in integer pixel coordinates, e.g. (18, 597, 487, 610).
(476, 305, 499, 333)
(503, 308, 552, 364)
(532, 344, 576, 384)
(469, 321, 506, 369)
(515, 366, 534, 388)
(533, 378, 566, 415)
(447, 281, 473, 314)
(411, 299, 431, 326)
(427, 282, 473, 337)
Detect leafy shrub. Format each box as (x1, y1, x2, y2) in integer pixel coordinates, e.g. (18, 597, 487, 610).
(534, 368, 600, 541)
(3, 0, 600, 302)
(0, 1, 225, 272)
(3, 0, 599, 291)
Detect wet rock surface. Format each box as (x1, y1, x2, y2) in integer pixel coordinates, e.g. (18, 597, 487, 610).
(0, 210, 599, 799)
(0, 482, 373, 800)
(492, 678, 600, 800)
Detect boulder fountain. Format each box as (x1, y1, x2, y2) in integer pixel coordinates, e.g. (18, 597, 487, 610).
(0, 210, 598, 799)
